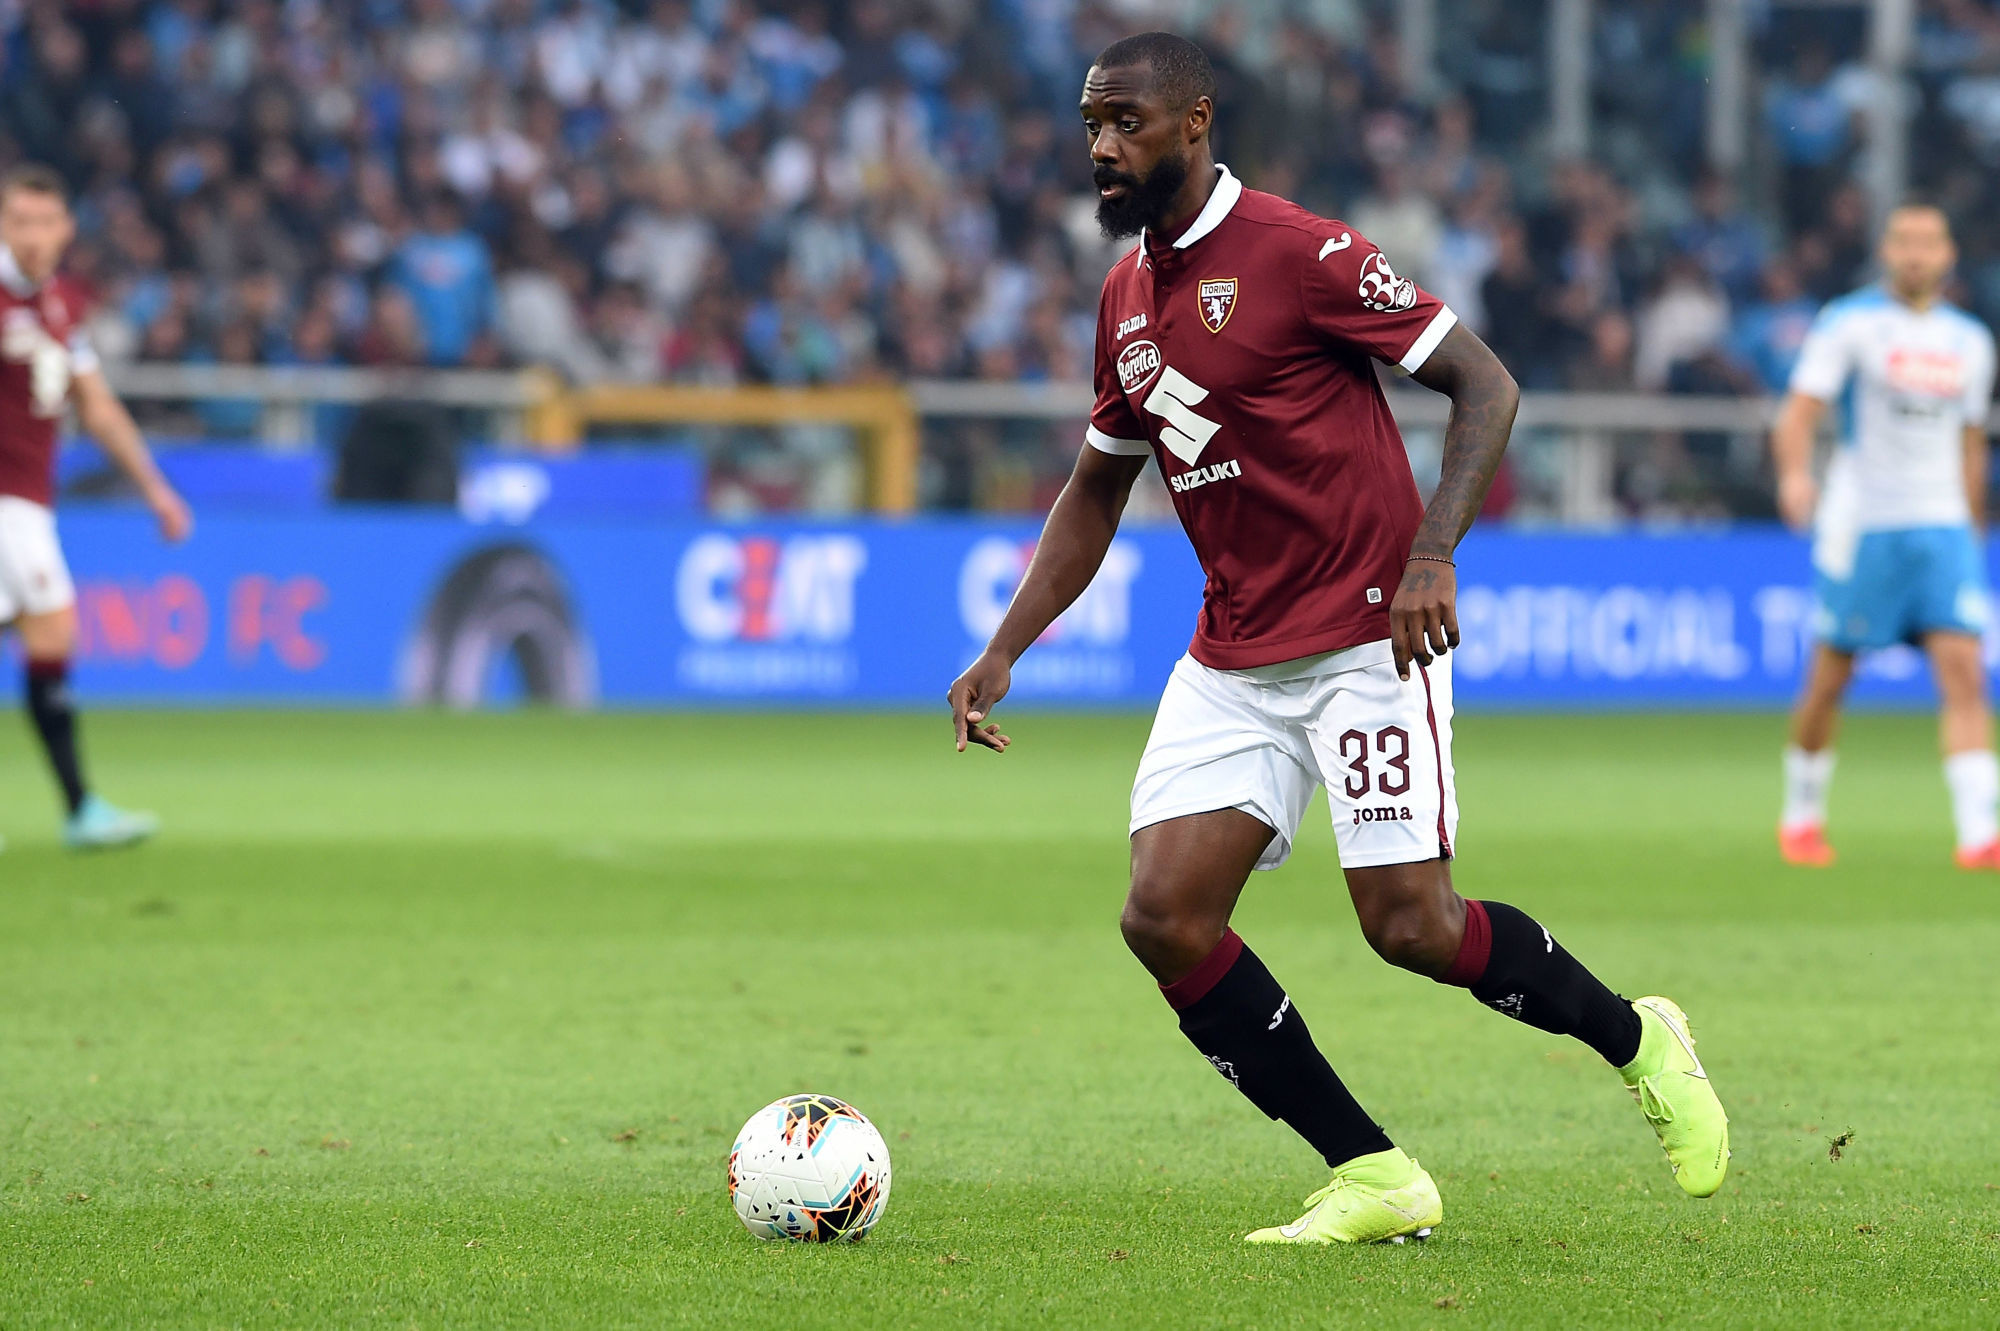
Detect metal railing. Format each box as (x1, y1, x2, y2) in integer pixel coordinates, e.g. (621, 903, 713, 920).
(102, 362, 1807, 520)
(909, 381, 1790, 523)
(107, 363, 546, 445)
(910, 381, 1782, 433)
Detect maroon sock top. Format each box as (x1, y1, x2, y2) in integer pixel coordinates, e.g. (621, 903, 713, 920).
(1442, 897, 1492, 987)
(1160, 928, 1245, 1010)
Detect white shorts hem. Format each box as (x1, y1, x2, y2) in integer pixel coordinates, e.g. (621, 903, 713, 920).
(0, 496, 74, 622)
(1128, 798, 1295, 872)
(1333, 840, 1454, 870)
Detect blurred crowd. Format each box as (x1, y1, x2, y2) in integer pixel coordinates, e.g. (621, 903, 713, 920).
(9, 1, 2000, 488)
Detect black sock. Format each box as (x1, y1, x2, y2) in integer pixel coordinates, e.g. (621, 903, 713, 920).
(1441, 898, 1642, 1067)
(1164, 930, 1394, 1169)
(26, 660, 87, 815)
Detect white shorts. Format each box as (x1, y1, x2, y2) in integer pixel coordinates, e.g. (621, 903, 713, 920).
(0, 495, 76, 623)
(1130, 642, 1459, 871)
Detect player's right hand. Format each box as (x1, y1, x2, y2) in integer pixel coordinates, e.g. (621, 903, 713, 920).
(1777, 471, 1817, 532)
(147, 483, 194, 543)
(948, 652, 1013, 754)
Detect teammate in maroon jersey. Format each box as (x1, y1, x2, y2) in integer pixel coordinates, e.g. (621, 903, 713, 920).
(0, 165, 191, 852)
(947, 34, 1731, 1242)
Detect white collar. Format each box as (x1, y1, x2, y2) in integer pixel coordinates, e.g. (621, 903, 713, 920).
(1137, 164, 1241, 265)
(0, 246, 38, 298)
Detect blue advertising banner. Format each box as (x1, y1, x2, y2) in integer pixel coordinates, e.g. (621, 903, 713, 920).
(28, 512, 1989, 708)
(57, 442, 704, 521)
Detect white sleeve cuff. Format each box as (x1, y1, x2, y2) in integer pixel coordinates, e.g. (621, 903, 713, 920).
(1086, 424, 1152, 456)
(1398, 306, 1458, 374)
(67, 329, 101, 377)
(1786, 373, 1841, 403)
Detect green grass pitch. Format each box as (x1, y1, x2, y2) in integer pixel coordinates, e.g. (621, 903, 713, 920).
(1, 708, 1997, 1328)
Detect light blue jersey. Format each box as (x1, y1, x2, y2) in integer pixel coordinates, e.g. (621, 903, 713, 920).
(1789, 286, 1997, 648)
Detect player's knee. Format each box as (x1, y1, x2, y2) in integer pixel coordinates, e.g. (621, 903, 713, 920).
(1936, 654, 1986, 705)
(17, 609, 76, 661)
(1116, 895, 1175, 960)
(1118, 889, 1218, 978)
(1359, 898, 1455, 976)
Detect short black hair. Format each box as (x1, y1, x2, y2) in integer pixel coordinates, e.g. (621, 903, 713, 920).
(1887, 197, 1955, 236)
(0, 162, 68, 205)
(1093, 31, 1216, 112)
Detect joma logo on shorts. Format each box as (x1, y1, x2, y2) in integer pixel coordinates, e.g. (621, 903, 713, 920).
(1352, 805, 1414, 825)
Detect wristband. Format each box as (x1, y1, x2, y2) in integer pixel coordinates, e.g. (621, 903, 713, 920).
(1406, 554, 1455, 567)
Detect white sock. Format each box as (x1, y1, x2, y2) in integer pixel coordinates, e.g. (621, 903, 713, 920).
(1944, 749, 2000, 851)
(1781, 746, 1836, 832)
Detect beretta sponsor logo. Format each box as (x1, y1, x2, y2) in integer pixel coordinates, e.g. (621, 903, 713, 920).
(1116, 339, 1163, 395)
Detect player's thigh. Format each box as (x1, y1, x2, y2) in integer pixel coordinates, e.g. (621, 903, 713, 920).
(1799, 643, 1857, 701)
(1303, 655, 1458, 872)
(0, 497, 75, 654)
(1341, 856, 1463, 977)
(1129, 656, 1318, 875)
(1923, 630, 1986, 706)
(1127, 808, 1275, 930)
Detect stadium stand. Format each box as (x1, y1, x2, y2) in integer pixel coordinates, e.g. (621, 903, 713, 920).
(6, 0, 2000, 518)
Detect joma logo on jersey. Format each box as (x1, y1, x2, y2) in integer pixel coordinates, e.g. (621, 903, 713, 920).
(1352, 805, 1415, 825)
(1170, 459, 1241, 492)
(1115, 312, 1148, 340)
(1197, 278, 1237, 333)
(1117, 338, 1163, 394)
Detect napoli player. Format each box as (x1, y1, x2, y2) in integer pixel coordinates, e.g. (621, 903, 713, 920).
(1774, 204, 2000, 869)
(947, 35, 1728, 1243)
(0, 165, 190, 851)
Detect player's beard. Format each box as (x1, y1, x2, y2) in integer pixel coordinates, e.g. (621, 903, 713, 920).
(1095, 149, 1191, 240)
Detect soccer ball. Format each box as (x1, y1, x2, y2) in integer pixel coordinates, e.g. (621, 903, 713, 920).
(728, 1094, 892, 1242)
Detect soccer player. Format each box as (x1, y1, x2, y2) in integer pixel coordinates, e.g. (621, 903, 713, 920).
(0, 164, 190, 851)
(1774, 204, 1999, 869)
(947, 34, 1729, 1244)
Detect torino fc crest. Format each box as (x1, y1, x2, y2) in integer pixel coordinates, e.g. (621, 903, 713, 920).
(1197, 278, 1237, 333)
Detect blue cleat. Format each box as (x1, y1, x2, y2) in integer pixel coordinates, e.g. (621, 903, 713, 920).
(63, 795, 159, 852)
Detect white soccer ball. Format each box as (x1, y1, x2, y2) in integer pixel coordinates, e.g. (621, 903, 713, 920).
(728, 1094, 892, 1242)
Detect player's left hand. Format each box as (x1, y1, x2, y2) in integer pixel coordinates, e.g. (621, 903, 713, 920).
(147, 483, 193, 543)
(948, 651, 1013, 754)
(1389, 558, 1459, 681)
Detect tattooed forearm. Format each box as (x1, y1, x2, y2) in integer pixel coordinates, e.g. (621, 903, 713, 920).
(1407, 324, 1521, 558)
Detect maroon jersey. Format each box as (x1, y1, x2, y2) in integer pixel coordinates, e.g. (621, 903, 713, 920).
(0, 245, 98, 506)
(1089, 166, 1456, 670)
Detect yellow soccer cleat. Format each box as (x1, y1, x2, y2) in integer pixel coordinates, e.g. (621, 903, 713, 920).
(1245, 1148, 1442, 1245)
(1621, 996, 1730, 1198)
